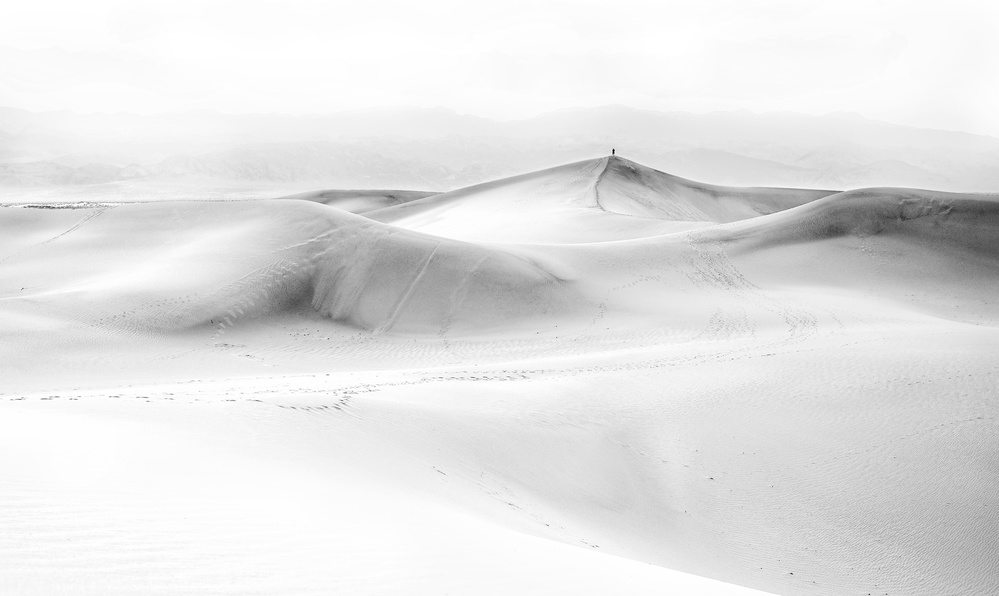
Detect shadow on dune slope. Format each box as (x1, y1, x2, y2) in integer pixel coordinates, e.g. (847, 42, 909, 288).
(681, 187, 999, 323)
(596, 156, 836, 223)
(0, 200, 576, 335)
(277, 189, 438, 213)
(717, 187, 999, 255)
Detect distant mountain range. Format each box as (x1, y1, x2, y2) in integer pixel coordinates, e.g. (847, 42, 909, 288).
(1, 105, 998, 193)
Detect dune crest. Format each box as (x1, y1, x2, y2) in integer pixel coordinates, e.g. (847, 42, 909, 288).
(595, 156, 835, 222)
(367, 156, 837, 243)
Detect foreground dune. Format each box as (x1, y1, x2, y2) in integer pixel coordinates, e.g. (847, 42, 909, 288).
(1, 158, 997, 595)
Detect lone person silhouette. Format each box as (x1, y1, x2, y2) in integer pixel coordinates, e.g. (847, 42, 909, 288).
(611, 148, 615, 156)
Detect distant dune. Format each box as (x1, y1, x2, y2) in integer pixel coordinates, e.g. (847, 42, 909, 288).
(369, 156, 837, 242)
(4, 105, 999, 194)
(277, 188, 438, 213)
(1, 157, 997, 596)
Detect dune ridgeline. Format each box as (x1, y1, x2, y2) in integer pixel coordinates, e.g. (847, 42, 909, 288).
(4, 156, 996, 341)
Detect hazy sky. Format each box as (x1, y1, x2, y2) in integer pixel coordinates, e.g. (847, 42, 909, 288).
(2, 0, 998, 136)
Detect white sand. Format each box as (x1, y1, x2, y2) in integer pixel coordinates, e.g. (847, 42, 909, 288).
(1, 156, 997, 595)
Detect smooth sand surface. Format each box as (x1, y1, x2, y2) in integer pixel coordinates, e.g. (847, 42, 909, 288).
(2, 156, 997, 595)
(367, 157, 836, 243)
(277, 188, 438, 213)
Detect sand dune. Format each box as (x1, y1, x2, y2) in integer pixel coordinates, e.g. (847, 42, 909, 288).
(1, 157, 997, 596)
(0, 200, 576, 337)
(277, 188, 438, 213)
(710, 187, 999, 323)
(367, 156, 836, 243)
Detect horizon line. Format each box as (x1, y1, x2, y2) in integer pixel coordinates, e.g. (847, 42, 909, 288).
(3, 103, 998, 142)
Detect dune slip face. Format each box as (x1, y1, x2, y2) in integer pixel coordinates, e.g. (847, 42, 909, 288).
(2, 157, 998, 596)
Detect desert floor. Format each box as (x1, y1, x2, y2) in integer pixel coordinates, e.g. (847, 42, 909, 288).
(2, 157, 997, 595)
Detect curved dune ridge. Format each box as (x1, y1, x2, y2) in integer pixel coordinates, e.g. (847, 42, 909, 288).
(719, 186, 999, 250)
(1, 157, 998, 596)
(367, 156, 837, 243)
(688, 186, 999, 323)
(594, 156, 836, 222)
(0, 200, 576, 336)
(277, 188, 438, 213)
